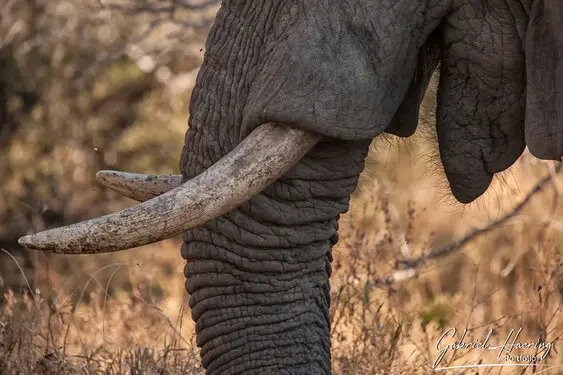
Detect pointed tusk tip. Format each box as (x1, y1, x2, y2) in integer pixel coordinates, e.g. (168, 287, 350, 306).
(96, 170, 123, 186)
(18, 234, 56, 251)
(18, 235, 35, 248)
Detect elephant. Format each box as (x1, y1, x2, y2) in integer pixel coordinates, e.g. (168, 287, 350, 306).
(18, 0, 562, 374)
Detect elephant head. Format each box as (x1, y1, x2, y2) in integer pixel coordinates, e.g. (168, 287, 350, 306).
(18, 0, 562, 374)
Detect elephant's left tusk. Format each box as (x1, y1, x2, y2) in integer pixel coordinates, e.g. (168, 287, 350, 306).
(18, 122, 321, 254)
(96, 171, 182, 202)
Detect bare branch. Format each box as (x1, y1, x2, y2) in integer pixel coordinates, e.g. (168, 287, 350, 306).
(372, 161, 563, 287)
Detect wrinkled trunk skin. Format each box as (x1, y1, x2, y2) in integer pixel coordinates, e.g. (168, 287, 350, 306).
(182, 138, 369, 374)
(180, 1, 447, 373)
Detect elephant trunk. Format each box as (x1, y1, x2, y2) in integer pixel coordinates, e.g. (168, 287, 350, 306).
(181, 134, 370, 374)
(182, 211, 334, 374)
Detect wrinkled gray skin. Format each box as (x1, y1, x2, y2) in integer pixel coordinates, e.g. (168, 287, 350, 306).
(180, 1, 561, 373)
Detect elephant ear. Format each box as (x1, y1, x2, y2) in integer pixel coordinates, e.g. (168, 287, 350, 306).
(525, 0, 563, 160)
(385, 30, 442, 137)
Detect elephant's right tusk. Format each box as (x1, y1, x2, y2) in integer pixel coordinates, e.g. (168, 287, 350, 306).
(18, 122, 321, 254)
(96, 171, 182, 202)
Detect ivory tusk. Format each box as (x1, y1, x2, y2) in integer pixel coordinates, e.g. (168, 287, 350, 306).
(18, 123, 321, 254)
(96, 171, 182, 202)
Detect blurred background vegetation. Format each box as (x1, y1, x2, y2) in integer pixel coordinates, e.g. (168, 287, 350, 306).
(0, 0, 214, 293)
(1, 1, 562, 374)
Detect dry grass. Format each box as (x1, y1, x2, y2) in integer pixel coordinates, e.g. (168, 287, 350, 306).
(3, 148, 562, 374)
(329, 151, 563, 375)
(0, 240, 203, 374)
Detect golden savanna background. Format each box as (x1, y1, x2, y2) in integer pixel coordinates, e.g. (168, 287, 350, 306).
(1, 1, 561, 374)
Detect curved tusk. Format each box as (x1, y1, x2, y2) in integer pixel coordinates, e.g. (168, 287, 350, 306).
(96, 171, 182, 202)
(18, 123, 321, 254)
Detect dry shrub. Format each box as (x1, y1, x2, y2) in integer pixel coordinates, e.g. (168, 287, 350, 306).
(329, 139, 563, 374)
(0, 241, 203, 375)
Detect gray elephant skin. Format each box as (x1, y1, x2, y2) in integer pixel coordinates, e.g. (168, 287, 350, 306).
(18, 1, 563, 374)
